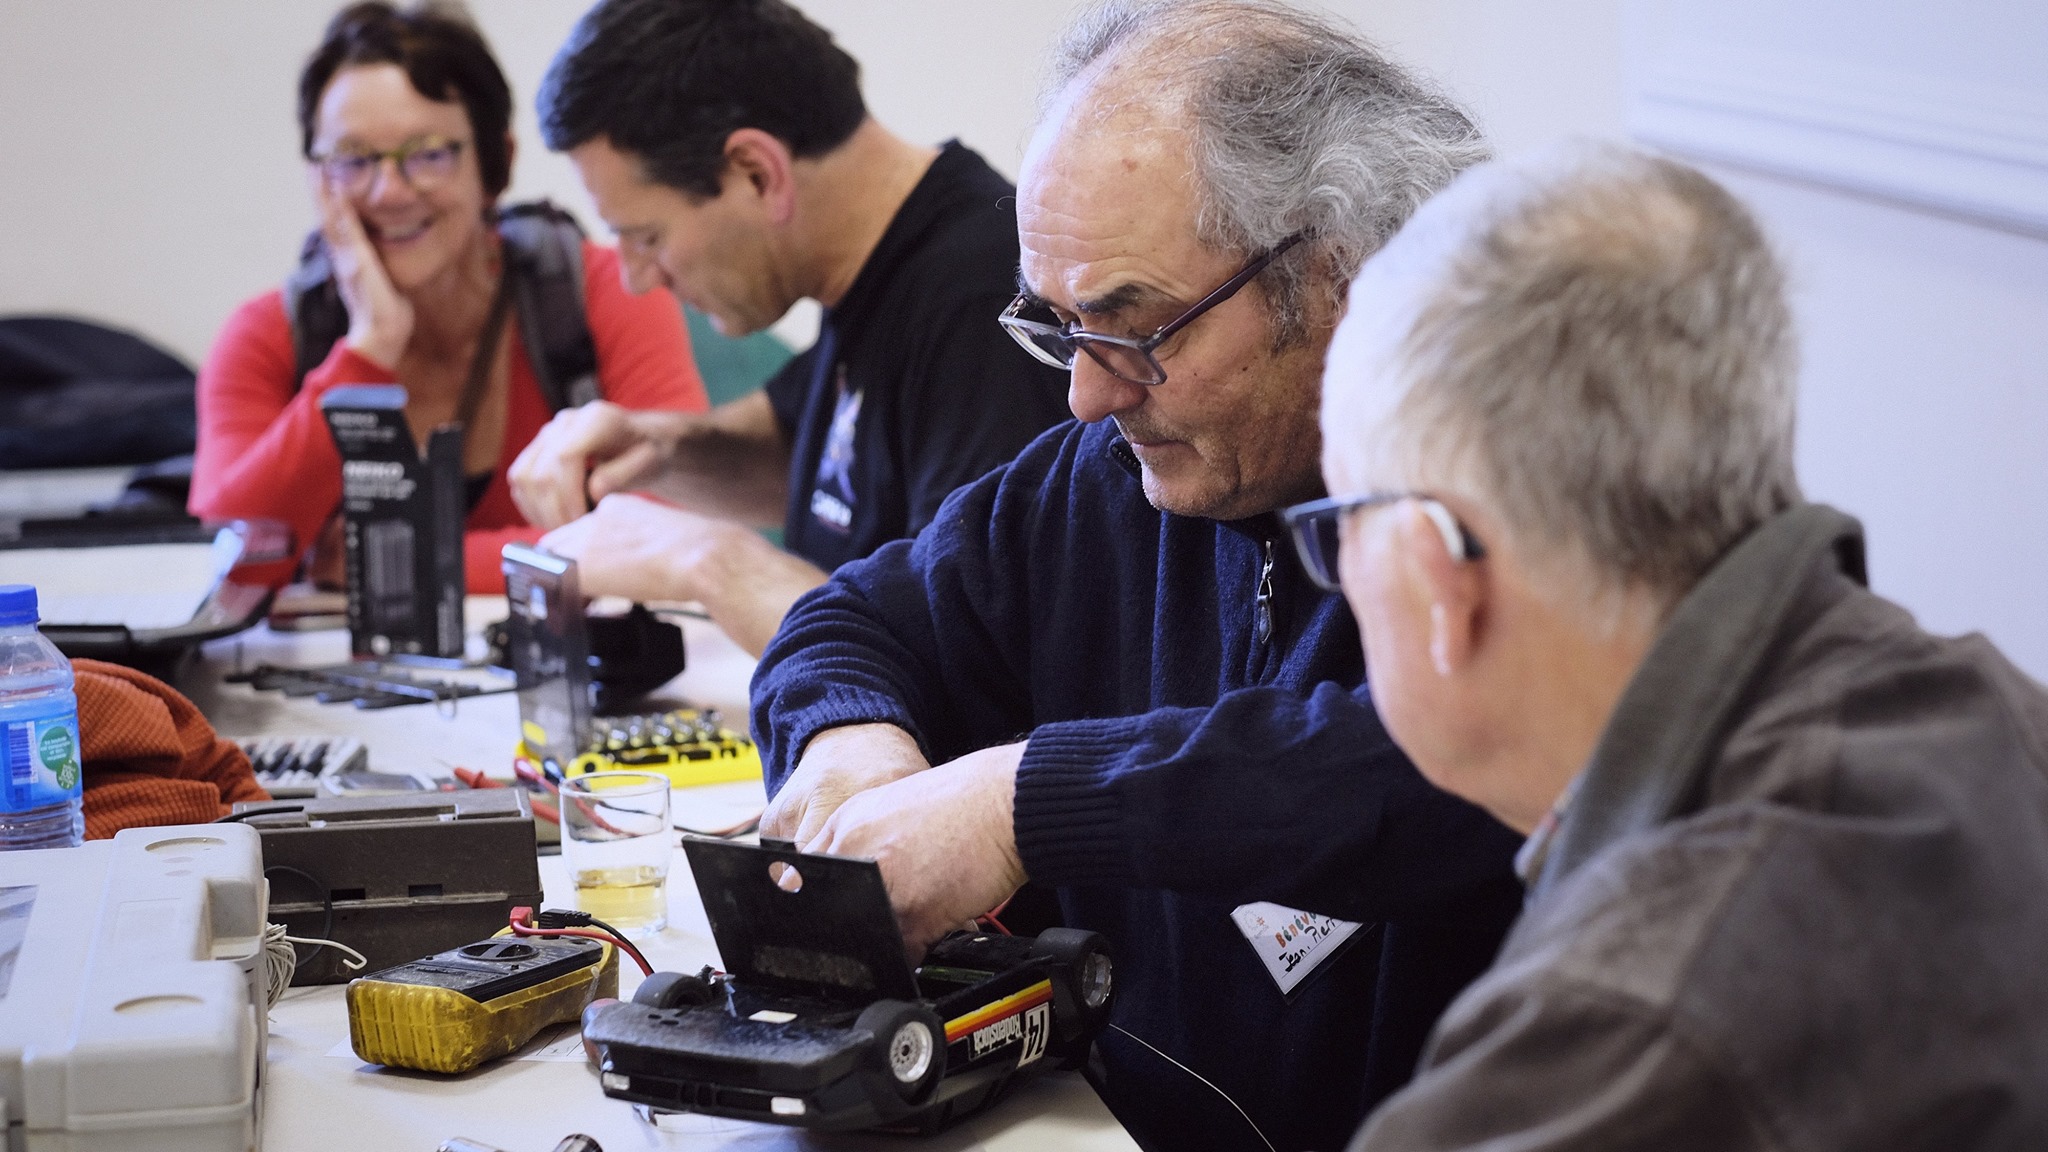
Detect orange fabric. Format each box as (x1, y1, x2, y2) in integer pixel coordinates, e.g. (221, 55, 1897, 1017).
(75, 659, 268, 839)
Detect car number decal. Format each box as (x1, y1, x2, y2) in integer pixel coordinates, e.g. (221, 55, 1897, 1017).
(947, 978, 1054, 1059)
(1016, 1002, 1050, 1067)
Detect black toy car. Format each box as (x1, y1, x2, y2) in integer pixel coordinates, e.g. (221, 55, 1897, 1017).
(582, 838, 1114, 1132)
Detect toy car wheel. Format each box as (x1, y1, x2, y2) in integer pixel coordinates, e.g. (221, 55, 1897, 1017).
(857, 999, 944, 1104)
(631, 969, 715, 1010)
(1030, 928, 1114, 1045)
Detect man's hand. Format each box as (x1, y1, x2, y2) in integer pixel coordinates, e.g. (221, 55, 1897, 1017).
(315, 178, 413, 370)
(509, 401, 684, 530)
(762, 724, 931, 849)
(804, 741, 1029, 958)
(539, 493, 731, 604)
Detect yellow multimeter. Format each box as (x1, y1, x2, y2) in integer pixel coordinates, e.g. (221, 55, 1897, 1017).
(346, 929, 618, 1074)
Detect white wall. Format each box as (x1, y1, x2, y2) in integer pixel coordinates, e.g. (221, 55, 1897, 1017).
(1339, 0, 2048, 679)
(4, 0, 2046, 677)
(0, 0, 1087, 362)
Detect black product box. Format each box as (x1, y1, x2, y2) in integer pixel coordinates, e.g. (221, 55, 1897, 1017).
(320, 385, 465, 658)
(232, 789, 543, 985)
(501, 543, 591, 770)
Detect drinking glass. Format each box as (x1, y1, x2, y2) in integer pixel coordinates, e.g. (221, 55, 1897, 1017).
(559, 771, 671, 937)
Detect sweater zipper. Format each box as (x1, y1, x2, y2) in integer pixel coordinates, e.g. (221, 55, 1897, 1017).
(1254, 538, 1276, 649)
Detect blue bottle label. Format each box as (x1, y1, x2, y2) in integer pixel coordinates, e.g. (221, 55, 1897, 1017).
(2, 702, 82, 814)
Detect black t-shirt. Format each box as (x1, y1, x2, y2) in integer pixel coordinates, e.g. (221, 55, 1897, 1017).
(765, 141, 1071, 573)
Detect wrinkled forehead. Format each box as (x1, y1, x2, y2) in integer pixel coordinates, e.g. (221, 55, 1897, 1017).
(1015, 74, 1203, 293)
(1321, 160, 1520, 484)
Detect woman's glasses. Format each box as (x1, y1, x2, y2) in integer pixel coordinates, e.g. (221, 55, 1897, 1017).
(312, 136, 467, 197)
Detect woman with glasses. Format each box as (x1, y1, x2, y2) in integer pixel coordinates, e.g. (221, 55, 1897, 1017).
(190, 2, 706, 593)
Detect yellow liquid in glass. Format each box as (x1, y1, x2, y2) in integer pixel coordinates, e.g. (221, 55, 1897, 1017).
(573, 864, 667, 935)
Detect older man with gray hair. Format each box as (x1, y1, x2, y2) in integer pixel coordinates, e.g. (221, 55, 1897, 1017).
(749, 1, 1525, 1147)
(1305, 144, 2048, 1149)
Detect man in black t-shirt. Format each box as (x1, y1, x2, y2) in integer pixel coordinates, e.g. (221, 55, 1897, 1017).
(511, 0, 1069, 655)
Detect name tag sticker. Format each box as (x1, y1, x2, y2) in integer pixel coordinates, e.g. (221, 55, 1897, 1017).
(1230, 902, 1364, 996)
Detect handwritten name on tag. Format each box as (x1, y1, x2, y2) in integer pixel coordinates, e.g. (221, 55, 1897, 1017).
(1230, 902, 1364, 996)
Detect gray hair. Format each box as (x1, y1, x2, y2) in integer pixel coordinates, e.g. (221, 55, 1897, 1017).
(1387, 146, 1802, 598)
(1044, 0, 1489, 347)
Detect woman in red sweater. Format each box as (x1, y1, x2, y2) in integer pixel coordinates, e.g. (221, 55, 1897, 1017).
(190, 3, 706, 593)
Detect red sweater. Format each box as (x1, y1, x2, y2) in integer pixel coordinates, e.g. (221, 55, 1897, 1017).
(190, 242, 706, 593)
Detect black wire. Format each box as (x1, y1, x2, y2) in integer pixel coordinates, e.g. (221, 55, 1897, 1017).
(263, 864, 334, 963)
(673, 814, 760, 839)
(581, 915, 654, 975)
(583, 914, 633, 943)
(522, 908, 652, 975)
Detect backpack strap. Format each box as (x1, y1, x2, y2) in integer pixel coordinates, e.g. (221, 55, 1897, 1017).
(282, 200, 597, 413)
(283, 231, 350, 393)
(498, 199, 599, 411)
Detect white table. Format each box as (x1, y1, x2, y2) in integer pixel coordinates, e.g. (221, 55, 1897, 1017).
(189, 602, 1138, 1152)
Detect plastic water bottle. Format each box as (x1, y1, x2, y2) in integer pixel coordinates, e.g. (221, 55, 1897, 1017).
(0, 585, 83, 850)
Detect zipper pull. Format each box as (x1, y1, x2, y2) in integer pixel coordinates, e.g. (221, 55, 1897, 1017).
(1255, 538, 1276, 647)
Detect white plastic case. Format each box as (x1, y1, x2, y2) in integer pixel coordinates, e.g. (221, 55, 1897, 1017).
(0, 823, 265, 1151)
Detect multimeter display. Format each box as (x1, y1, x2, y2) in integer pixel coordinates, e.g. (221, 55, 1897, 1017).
(373, 937, 603, 1000)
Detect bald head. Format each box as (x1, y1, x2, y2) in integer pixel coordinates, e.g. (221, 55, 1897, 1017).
(1323, 144, 1802, 604)
(1008, 0, 1489, 522)
(1035, 0, 1486, 345)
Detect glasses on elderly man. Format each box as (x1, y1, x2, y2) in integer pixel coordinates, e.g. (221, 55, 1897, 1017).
(312, 136, 468, 197)
(1282, 492, 1486, 593)
(998, 233, 1306, 387)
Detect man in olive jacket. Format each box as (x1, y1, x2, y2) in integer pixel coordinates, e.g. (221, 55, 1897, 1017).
(1301, 144, 2048, 1149)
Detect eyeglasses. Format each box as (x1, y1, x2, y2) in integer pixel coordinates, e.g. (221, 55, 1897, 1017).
(998, 233, 1306, 387)
(311, 136, 467, 197)
(1281, 492, 1485, 593)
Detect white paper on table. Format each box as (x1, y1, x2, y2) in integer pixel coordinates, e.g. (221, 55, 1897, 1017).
(0, 532, 239, 631)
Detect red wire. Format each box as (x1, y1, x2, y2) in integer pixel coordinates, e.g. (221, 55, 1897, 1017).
(518, 757, 637, 837)
(453, 763, 562, 825)
(976, 894, 1015, 936)
(512, 758, 557, 793)
(508, 919, 653, 976)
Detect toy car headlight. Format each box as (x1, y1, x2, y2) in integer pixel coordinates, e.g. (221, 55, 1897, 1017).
(1081, 952, 1113, 1010)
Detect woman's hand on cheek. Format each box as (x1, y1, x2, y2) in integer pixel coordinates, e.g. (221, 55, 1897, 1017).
(315, 175, 414, 370)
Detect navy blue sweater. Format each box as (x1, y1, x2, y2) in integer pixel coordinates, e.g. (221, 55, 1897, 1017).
(754, 419, 1522, 1151)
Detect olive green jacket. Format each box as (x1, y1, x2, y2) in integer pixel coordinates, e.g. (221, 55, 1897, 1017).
(1353, 504, 2048, 1150)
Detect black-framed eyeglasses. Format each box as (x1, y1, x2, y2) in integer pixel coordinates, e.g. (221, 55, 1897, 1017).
(311, 136, 468, 197)
(1282, 492, 1485, 593)
(999, 233, 1306, 387)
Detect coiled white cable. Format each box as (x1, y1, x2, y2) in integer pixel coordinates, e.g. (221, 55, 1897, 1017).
(261, 921, 367, 1008)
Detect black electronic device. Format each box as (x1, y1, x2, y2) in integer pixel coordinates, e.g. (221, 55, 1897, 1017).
(321, 385, 465, 659)
(580, 838, 1114, 1133)
(231, 789, 543, 984)
(497, 544, 704, 772)
(500, 544, 592, 769)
